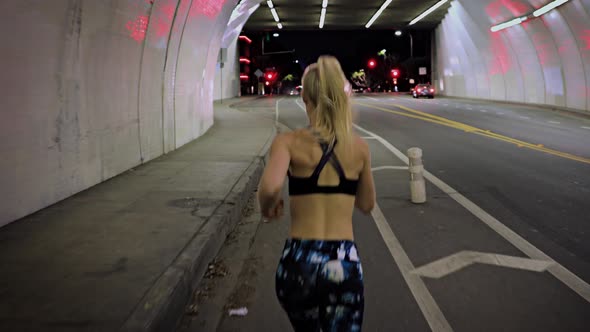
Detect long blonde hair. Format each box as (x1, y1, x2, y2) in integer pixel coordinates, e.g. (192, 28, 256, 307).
(302, 55, 353, 148)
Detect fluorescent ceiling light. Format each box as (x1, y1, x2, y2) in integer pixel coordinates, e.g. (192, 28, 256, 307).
(409, 0, 448, 26)
(533, 0, 569, 17)
(490, 16, 527, 32)
(271, 8, 280, 22)
(489, 0, 570, 32)
(267, 0, 283, 28)
(320, 0, 328, 29)
(365, 0, 393, 28)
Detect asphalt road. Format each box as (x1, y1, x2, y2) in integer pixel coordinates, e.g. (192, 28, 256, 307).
(180, 94, 590, 332)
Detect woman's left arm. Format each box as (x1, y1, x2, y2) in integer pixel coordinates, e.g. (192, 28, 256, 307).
(258, 133, 291, 219)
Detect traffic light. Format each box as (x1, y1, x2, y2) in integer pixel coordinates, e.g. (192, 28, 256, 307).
(391, 69, 400, 77)
(265, 71, 278, 82)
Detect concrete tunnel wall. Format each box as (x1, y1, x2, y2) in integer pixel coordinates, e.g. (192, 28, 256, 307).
(213, 39, 240, 101)
(0, 0, 246, 227)
(435, 0, 590, 114)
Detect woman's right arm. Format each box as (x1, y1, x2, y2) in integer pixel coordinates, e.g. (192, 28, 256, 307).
(355, 138, 376, 214)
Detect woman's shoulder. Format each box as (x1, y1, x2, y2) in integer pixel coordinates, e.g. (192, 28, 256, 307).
(350, 133, 370, 157)
(282, 128, 316, 143)
(271, 129, 309, 147)
(352, 133, 369, 148)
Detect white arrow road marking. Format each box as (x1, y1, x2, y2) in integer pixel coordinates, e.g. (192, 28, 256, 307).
(372, 165, 408, 171)
(411, 251, 555, 279)
(371, 205, 453, 332)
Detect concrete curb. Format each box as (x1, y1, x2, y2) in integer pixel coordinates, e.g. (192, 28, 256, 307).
(120, 127, 277, 332)
(227, 96, 265, 108)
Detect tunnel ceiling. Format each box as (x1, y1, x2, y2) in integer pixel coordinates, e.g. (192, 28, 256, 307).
(244, 0, 451, 31)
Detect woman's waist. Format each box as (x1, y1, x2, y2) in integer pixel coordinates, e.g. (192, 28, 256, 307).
(289, 207, 354, 227)
(281, 237, 360, 263)
(289, 218, 354, 242)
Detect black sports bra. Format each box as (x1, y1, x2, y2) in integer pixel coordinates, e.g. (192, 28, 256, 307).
(288, 140, 359, 196)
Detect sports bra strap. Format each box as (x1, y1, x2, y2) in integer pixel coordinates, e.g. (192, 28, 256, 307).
(328, 154, 347, 180)
(310, 141, 336, 179)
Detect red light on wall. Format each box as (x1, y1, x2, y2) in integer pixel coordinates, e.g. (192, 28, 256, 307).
(368, 60, 376, 68)
(267, 74, 273, 79)
(240, 74, 249, 80)
(391, 69, 399, 77)
(239, 57, 251, 64)
(126, 15, 149, 43)
(193, 0, 226, 18)
(239, 35, 252, 43)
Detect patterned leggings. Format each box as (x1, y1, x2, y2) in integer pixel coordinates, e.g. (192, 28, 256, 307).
(275, 239, 364, 332)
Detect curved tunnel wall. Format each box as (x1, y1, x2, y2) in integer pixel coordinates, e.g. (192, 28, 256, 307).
(213, 39, 240, 101)
(435, 0, 590, 114)
(0, 0, 241, 226)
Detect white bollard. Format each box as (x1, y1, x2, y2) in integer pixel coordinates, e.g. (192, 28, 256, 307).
(407, 147, 426, 204)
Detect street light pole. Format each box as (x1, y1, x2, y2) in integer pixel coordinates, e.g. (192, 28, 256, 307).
(409, 32, 413, 59)
(395, 30, 413, 60)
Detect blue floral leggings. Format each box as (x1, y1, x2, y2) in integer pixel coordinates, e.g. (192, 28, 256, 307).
(275, 239, 364, 332)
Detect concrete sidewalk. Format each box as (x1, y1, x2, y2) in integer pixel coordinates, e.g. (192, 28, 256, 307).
(0, 97, 275, 332)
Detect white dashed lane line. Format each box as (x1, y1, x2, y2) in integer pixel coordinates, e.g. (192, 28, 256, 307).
(548, 121, 561, 124)
(582, 126, 590, 130)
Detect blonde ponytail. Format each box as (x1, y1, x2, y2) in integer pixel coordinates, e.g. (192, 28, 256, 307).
(302, 56, 353, 148)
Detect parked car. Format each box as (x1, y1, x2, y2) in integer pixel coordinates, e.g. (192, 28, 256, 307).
(412, 84, 435, 99)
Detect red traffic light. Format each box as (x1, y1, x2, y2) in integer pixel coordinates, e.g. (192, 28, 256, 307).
(265, 71, 278, 81)
(391, 69, 400, 77)
(368, 60, 376, 68)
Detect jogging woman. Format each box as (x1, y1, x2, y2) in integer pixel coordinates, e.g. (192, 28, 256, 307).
(257, 55, 376, 332)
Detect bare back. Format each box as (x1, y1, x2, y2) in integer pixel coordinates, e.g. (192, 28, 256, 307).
(286, 129, 367, 240)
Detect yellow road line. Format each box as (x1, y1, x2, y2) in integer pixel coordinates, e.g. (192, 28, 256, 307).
(355, 101, 590, 165)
